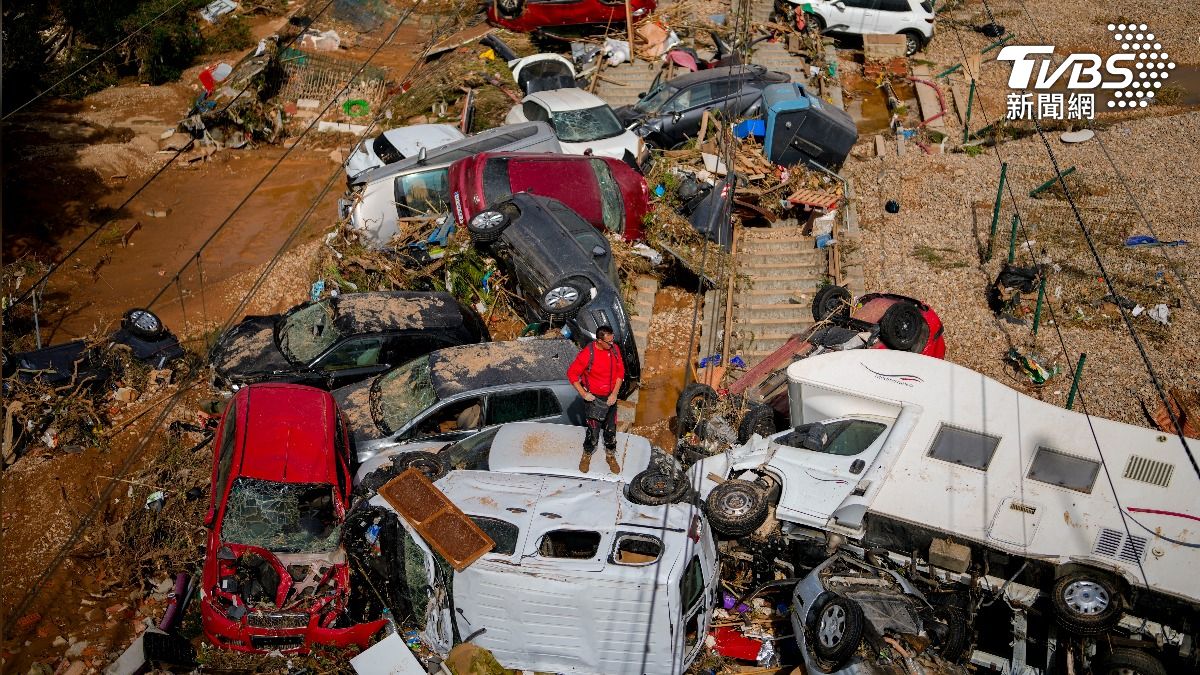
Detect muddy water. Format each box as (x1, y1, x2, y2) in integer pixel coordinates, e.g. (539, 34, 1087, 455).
(842, 71, 919, 135)
(633, 286, 696, 449)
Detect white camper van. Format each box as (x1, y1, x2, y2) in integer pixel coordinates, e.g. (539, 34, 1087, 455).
(690, 350, 1198, 671)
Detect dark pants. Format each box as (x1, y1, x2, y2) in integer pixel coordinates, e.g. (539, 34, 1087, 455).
(583, 398, 617, 453)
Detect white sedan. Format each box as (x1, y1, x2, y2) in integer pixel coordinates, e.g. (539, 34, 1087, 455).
(505, 88, 646, 167)
(344, 124, 465, 178)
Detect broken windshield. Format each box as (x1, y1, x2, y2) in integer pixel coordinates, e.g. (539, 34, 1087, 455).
(371, 355, 438, 435)
(278, 300, 343, 365)
(550, 106, 625, 143)
(633, 84, 677, 113)
(221, 478, 340, 554)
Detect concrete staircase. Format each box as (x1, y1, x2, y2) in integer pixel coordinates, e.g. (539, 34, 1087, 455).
(617, 275, 659, 430)
(748, 0, 811, 84)
(730, 227, 826, 364)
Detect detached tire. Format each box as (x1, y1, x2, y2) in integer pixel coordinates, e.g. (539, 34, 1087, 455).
(704, 479, 769, 537)
(812, 285, 852, 322)
(879, 302, 925, 351)
(1051, 569, 1123, 635)
(123, 308, 167, 341)
(628, 469, 693, 506)
(467, 210, 509, 244)
(676, 382, 718, 434)
(1092, 649, 1167, 675)
(737, 402, 777, 443)
(809, 593, 865, 671)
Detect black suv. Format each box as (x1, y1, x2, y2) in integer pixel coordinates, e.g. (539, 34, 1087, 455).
(615, 65, 789, 150)
(465, 193, 640, 395)
(210, 291, 489, 390)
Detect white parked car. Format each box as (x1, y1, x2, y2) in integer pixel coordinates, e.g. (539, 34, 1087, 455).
(780, 0, 935, 56)
(505, 88, 647, 166)
(344, 124, 465, 179)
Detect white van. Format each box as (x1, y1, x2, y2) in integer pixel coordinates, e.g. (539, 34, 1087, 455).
(351, 423, 720, 675)
(689, 350, 1197, 670)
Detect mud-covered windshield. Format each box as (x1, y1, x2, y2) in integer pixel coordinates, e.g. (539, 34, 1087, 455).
(633, 84, 677, 113)
(221, 478, 340, 553)
(551, 106, 625, 143)
(371, 355, 438, 435)
(279, 301, 342, 365)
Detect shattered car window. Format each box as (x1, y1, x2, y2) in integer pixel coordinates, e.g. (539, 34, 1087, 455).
(633, 84, 677, 113)
(279, 301, 342, 365)
(778, 419, 887, 457)
(590, 159, 625, 234)
(221, 478, 340, 554)
(550, 106, 625, 143)
(372, 134, 404, 165)
(439, 426, 500, 470)
(372, 355, 438, 435)
(395, 169, 451, 216)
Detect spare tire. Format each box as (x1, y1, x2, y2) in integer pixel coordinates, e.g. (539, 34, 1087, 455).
(812, 285, 852, 323)
(737, 402, 777, 443)
(676, 382, 718, 434)
(704, 479, 769, 537)
(123, 308, 168, 341)
(1051, 569, 1124, 635)
(352, 451, 447, 505)
(496, 0, 523, 19)
(628, 469, 693, 506)
(879, 302, 925, 351)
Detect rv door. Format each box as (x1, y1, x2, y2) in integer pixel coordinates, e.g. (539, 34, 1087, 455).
(768, 416, 892, 528)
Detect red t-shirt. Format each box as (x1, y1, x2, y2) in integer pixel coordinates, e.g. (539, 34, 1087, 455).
(567, 342, 625, 397)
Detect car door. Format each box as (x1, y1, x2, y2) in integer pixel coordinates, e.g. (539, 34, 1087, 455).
(767, 417, 892, 527)
(874, 0, 913, 34)
(313, 335, 391, 389)
(484, 388, 565, 427)
(821, 0, 871, 33)
(398, 395, 485, 444)
(658, 82, 714, 145)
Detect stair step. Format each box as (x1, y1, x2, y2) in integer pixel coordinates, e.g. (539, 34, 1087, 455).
(738, 264, 826, 278)
(744, 275, 825, 290)
(735, 316, 813, 327)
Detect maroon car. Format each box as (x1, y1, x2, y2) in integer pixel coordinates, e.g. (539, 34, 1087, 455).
(449, 152, 650, 241)
(488, 0, 656, 32)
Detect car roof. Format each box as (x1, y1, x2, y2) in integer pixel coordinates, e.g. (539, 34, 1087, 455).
(331, 291, 466, 335)
(486, 422, 653, 482)
(665, 64, 770, 89)
(429, 338, 576, 398)
(237, 384, 338, 484)
(526, 87, 608, 111)
(352, 122, 556, 184)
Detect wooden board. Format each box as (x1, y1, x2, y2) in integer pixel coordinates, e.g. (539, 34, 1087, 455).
(380, 468, 494, 572)
(426, 24, 494, 59)
(911, 65, 947, 131)
(787, 188, 841, 210)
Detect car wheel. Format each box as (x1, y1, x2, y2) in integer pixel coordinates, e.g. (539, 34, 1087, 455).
(879, 302, 925, 351)
(809, 593, 865, 670)
(1052, 570, 1124, 635)
(467, 210, 509, 244)
(352, 451, 448, 505)
(628, 469, 693, 506)
(540, 280, 587, 316)
(901, 30, 923, 56)
(1092, 648, 1167, 675)
(496, 0, 523, 18)
(737, 402, 777, 443)
(931, 603, 973, 663)
(704, 479, 769, 537)
(804, 12, 826, 32)
(811, 284, 852, 322)
(123, 308, 168, 340)
(676, 382, 718, 434)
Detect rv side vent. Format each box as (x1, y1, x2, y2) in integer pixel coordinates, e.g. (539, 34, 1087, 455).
(1091, 528, 1148, 564)
(1092, 528, 1123, 558)
(1008, 501, 1037, 514)
(1119, 534, 1148, 563)
(1123, 455, 1174, 488)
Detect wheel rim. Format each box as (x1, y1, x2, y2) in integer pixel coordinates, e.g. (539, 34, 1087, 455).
(1063, 579, 1110, 615)
(128, 309, 160, 332)
(638, 473, 675, 498)
(400, 455, 440, 479)
(472, 211, 505, 230)
(818, 604, 846, 648)
(906, 34, 919, 54)
(544, 286, 579, 310)
(714, 487, 755, 518)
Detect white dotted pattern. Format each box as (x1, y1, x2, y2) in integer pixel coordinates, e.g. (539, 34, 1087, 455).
(1107, 23, 1173, 108)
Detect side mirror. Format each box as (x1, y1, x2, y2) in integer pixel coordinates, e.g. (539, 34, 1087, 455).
(592, 245, 606, 257)
(217, 545, 237, 561)
(637, 91, 646, 99)
(849, 459, 866, 475)
(671, 111, 683, 123)
(417, 147, 427, 164)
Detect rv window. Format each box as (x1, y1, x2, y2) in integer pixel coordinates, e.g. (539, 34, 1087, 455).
(468, 516, 519, 555)
(679, 556, 705, 613)
(538, 530, 601, 559)
(1028, 447, 1100, 493)
(927, 424, 1001, 470)
(777, 419, 886, 456)
(613, 534, 663, 565)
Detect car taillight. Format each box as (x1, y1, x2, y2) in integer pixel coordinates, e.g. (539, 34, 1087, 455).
(688, 514, 702, 542)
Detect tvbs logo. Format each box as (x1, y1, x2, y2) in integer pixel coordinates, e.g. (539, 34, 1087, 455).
(997, 23, 1176, 119)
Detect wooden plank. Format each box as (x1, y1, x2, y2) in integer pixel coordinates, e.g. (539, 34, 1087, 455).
(911, 65, 947, 132)
(380, 468, 494, 572)
(873, 134, 887, 158)
(426, 24, 494, 59)
(951, 83, 971, 124)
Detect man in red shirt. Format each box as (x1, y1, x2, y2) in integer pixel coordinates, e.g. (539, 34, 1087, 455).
(567, 326, 625, 473)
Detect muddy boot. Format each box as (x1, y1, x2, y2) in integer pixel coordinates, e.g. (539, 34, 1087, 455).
(578, 450, 593, 473)
(605, 449, 620, 474)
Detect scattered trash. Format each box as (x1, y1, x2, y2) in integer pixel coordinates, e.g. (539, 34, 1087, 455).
(1149, 388, 1200, 437)
(1148, 303, 1171, 325)
(1060, 129, 1095, 143)
(199, 0, 237, 24)
(711, 625, 764, 660)
(603, 38, 630, 67)
(976, 23, 1007, 38)
(1125, 234, 1188, 248)
(198, 62, 232, 94)
(299, 29, 341, 52)
(144, 491, 166, 512)
(1007, 347, 1060, 385)
(631, 243, 663, 265)
(885, 199, 900, 213)
(318, 121, 370, 134)
(988, 263, 1044, 321)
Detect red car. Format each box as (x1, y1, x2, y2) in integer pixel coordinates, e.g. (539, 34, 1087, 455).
(449, 152, 650, 241)
(677, 286, 946, 442)
(488, 0, 656, 32)
(201, 384, 386, 653)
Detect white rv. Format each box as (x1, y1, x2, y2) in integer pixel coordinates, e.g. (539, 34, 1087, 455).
(690, 350, 1198, 670)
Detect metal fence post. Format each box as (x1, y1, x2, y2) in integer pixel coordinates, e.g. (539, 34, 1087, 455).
(1007, 214, 1020, 264)
(1065, 353, 1087, 410)
(1032, 278, 1046, 335)
(962, 79, 976, 143)
(987, 162, 1007, 260)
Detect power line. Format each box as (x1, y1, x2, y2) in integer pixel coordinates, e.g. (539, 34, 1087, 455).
(2, 0, 340, 317)
(1, 0, 193, 121)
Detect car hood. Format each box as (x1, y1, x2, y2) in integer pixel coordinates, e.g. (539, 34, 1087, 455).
(613, 105, 647, 126)
(332, 377, 388, 445)
(211, 316, 292, 383)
